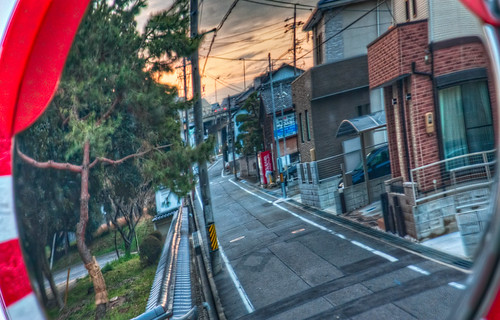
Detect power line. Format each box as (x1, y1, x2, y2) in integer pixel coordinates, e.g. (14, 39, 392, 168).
(202, 0, 240, 77)
(242, 0, 312, 10)
(260, 0, 315, 8)
(215, 21, 284, 41)
(211, 29, 285, 47)
(205, 73, 243, 91)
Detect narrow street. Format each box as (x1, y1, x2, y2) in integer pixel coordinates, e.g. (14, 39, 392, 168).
(200, 160, 469, 320)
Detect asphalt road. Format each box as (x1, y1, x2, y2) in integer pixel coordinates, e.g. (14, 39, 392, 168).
(200, 160, 469, 320)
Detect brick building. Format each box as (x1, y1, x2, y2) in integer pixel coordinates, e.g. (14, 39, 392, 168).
(293, 0, 392, 209)
(367, 0, 496, 245)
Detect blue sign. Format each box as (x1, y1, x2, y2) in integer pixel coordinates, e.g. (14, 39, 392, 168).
(274, 113, 297, 139)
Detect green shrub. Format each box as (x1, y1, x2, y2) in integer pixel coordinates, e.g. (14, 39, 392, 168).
(149, 231, 163, 242)
(139, 235, 162, 266)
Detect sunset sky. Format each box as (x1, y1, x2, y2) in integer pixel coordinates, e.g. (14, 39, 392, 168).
(138, 0, 318, 104)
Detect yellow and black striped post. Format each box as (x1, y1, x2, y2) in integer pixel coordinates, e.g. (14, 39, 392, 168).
(207, 223, 219, 252)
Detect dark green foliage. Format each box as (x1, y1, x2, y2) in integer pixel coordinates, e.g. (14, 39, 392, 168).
(235, 92, 264, 155)
(139, 235, 162, 266)
(14, 0, 212, 312)
(149, 231, 163, 242)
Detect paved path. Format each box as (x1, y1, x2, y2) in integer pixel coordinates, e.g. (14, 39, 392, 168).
(45, 251, 120, 289)
(198, 161, 469, 319)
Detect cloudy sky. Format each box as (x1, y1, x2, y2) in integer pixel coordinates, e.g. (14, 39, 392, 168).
(138, 0, 318, 104)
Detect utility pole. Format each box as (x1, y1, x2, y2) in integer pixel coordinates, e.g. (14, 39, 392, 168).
(190, 0, 221, 274)
(280, 83, 288, 183)
(241, 58, 246, 89)
(227, 95, 237, 180)
(268, 53, 286, 198)
(183, 57, 189, 145)
(293, 4, 297, 76)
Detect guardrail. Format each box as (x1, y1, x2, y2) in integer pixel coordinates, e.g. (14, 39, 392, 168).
(133, 203, 199, 320)
(410, 149, 496, 204)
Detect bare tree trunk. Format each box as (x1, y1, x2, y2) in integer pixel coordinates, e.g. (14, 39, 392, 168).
(76, 140, 108, 319)
(40, 250, 64, 309)
(114, 230, 120, 259)
(32, 260, 49, 307)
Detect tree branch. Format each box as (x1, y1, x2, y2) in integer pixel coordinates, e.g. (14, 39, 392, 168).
(96, 94, 123, 127)
(89, 144, 172, 169)
(17, 146, 82, 173)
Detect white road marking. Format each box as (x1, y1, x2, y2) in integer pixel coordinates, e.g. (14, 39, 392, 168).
(351, 241, 399, 262)
(229, 180, 272, 203)
(448, 282, 467, 290)
(195, 186, 255, 313)
(230, 236, 245, 243)
(407, 265, 431, 276)
(231, 179, 472, 274)
(225, 179, 468, 294)
(229, 180, 400, 264)
(219, 246, 255, 313)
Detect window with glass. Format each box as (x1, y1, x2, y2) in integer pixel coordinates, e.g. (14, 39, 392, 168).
(438, 80, 494, 162)
(305, 110, 311, 141)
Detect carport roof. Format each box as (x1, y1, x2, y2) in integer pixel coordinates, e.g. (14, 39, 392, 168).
(336, 110, 386, 137)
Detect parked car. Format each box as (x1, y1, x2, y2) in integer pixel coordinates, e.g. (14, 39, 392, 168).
(339, 145, 391, 188)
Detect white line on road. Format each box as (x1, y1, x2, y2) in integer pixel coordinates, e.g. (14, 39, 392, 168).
(226, 179, 468, 291)
(407, 265, 431, 276)
(448, 282, 467, 290)
(230, 179, 272, 203)
(230, 179, 401, 263)
(230, 236, 245, 243)
(351, 240, 399, 262)
(219, 246, 256, 313)
(195, 186, 255, 313)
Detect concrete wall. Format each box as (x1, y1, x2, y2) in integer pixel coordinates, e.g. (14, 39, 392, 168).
(239, 155, 258, 177)
(430, 0, 482, 42)
(455, 187, 492, 257)
(299, 178, 342, 211)
(386, 178, 492, 254)
(343, 174, 390, 212)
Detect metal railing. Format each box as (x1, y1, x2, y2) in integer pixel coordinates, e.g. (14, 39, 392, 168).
(298, 142, 389, 184)
(316, 153, 344, 182)
(410, 149, 496, 204)
(133, 204, 198, 320)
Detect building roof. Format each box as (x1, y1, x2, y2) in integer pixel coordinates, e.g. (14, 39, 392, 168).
(304, 0, 368, 31)
(152, 208, 177, 222)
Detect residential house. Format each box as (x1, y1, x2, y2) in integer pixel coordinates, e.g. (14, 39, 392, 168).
(259, 64, 303, 179)
(367, 0, 496, 254)
(293, 0, 393, 210)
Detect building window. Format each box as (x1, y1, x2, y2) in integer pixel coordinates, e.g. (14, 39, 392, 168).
(316, 32, 323, 65)
(412, 0, 417, 17)
(299, 113, 304, 143)
(438, 80, 494, 161)
(305, 110, 311, 141)
(405, 0, 410, 21)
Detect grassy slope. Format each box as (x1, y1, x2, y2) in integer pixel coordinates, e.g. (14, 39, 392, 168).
(47, 255, 157, 319)
(51, 216, 155, 271)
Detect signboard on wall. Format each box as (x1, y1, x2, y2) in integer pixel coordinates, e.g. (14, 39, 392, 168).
(274, 113, 297, 139)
